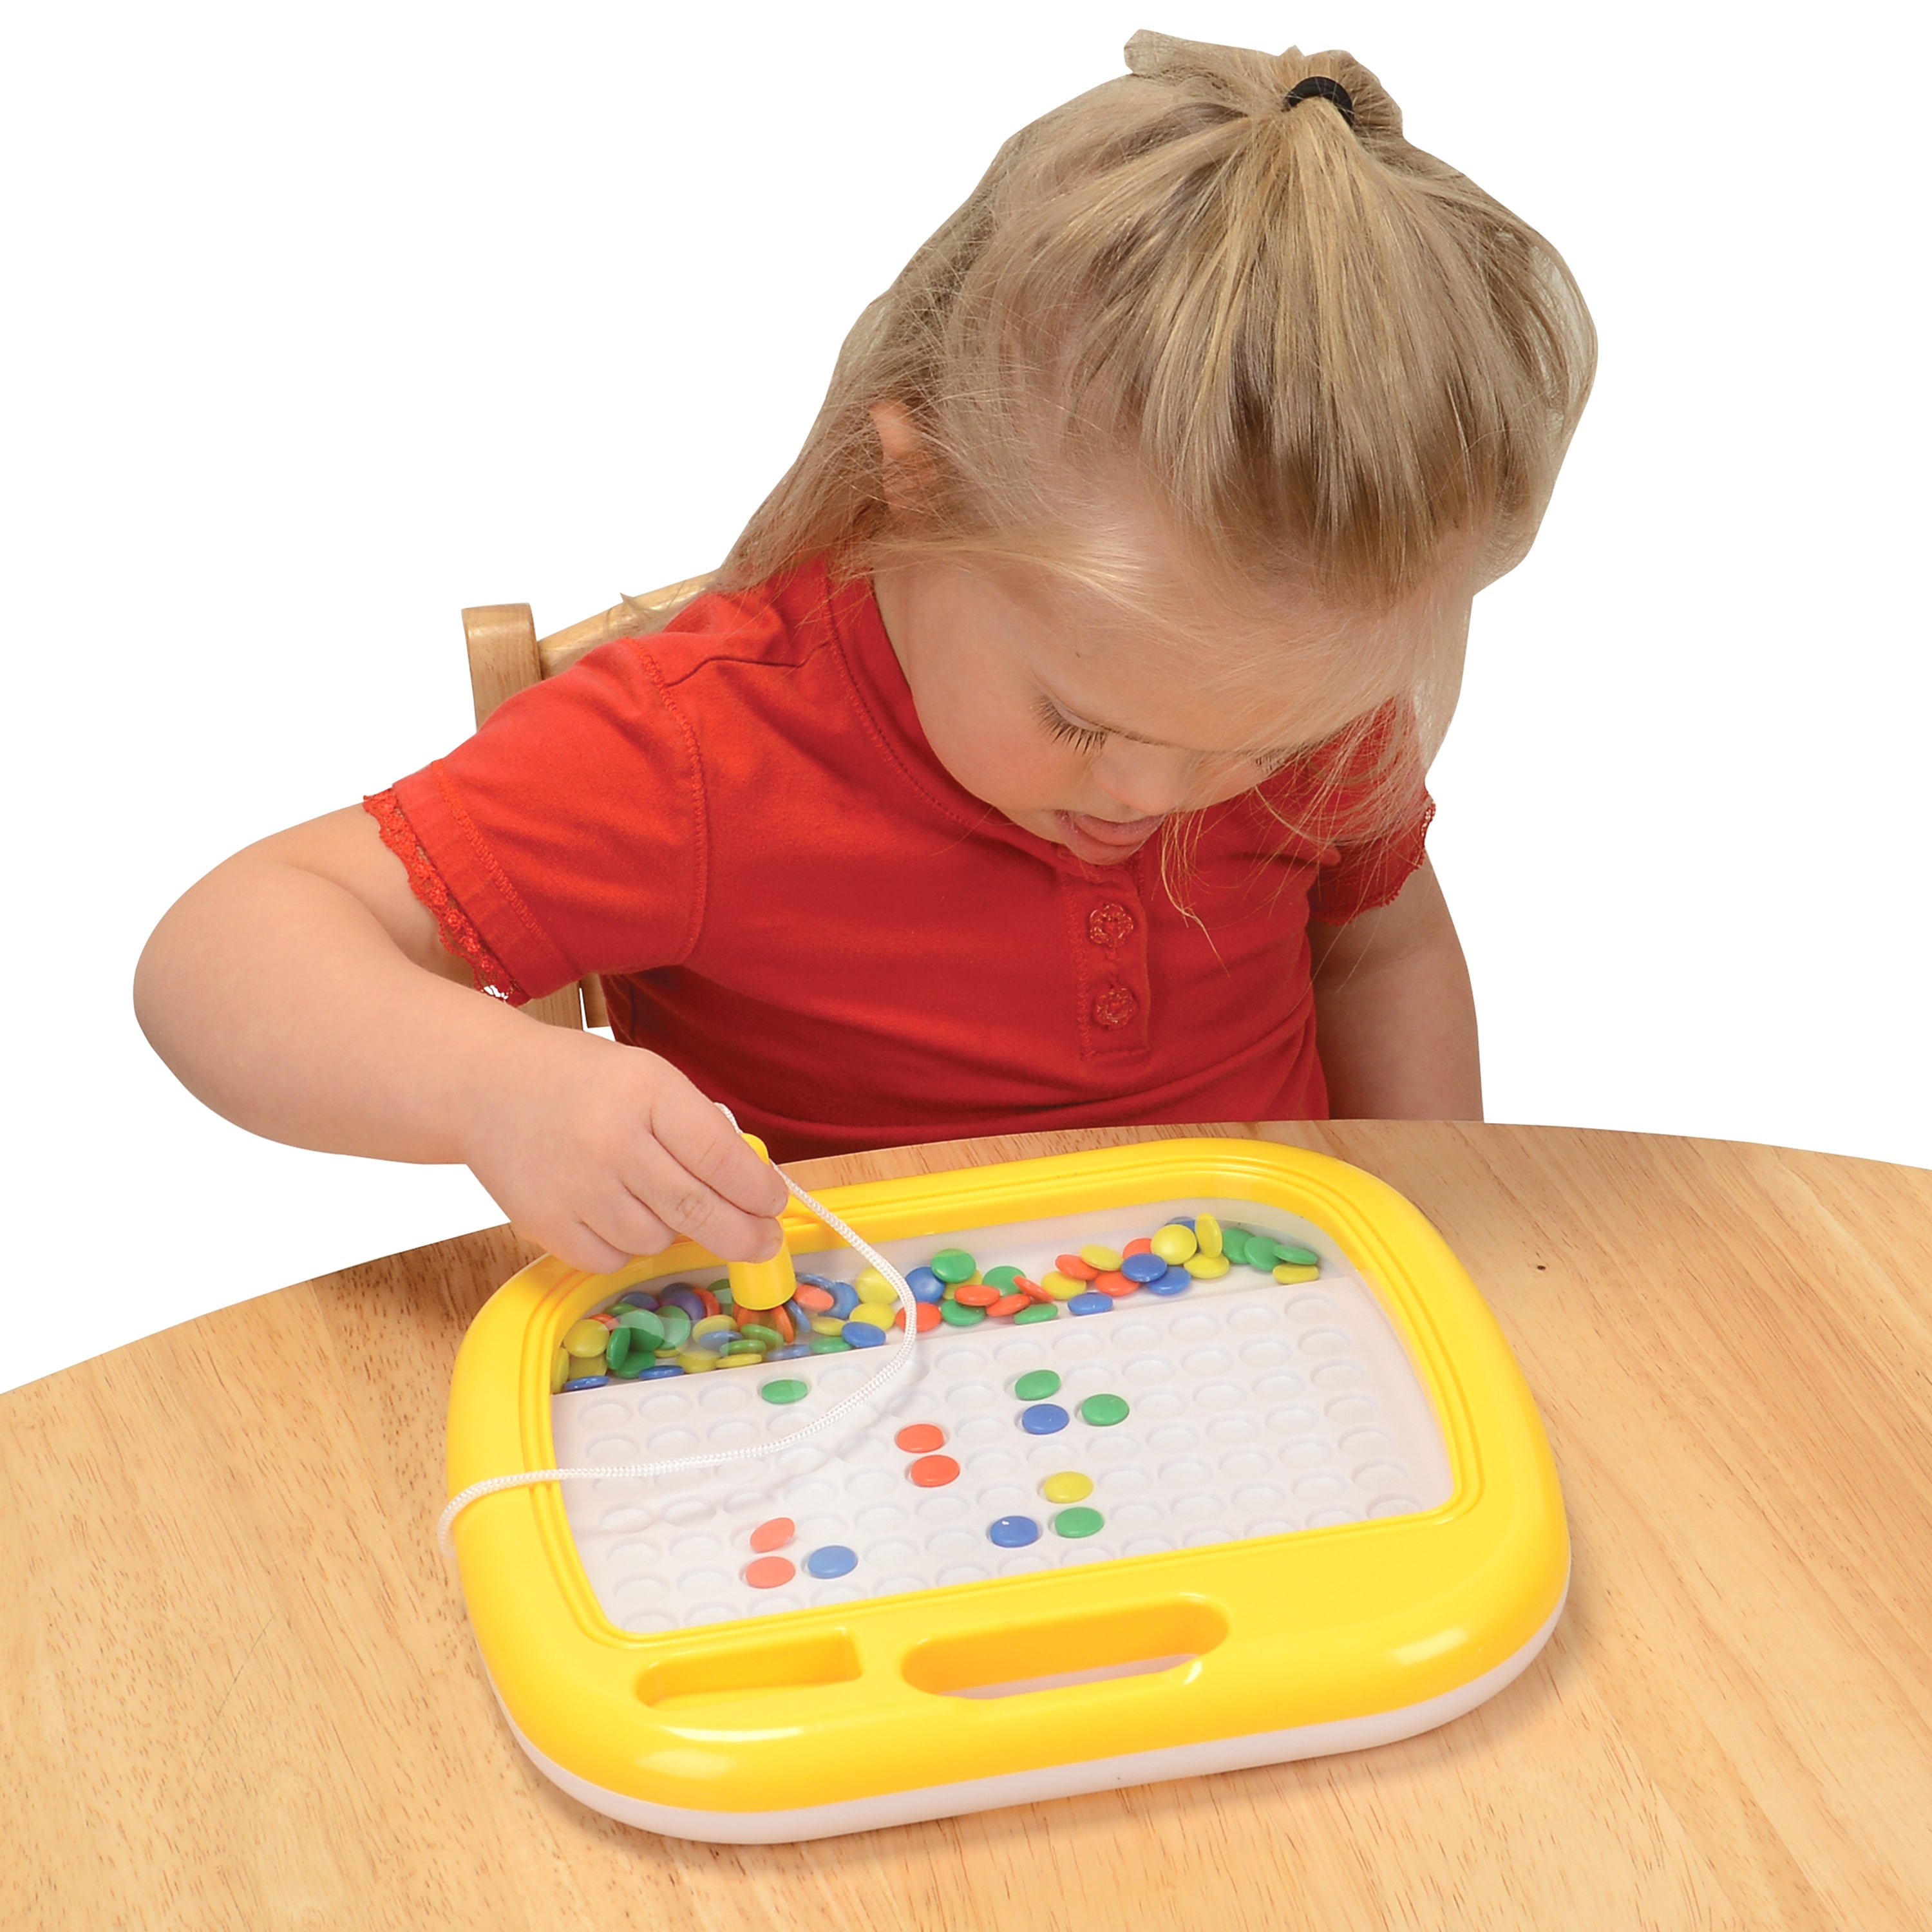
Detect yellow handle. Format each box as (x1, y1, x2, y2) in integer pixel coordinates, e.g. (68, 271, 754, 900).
(727, 1132, 797, 1312)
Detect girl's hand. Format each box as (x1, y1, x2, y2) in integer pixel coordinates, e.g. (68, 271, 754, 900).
(459, 1027, 791, 1276)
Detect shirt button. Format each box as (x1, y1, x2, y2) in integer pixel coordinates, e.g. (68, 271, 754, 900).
(1092, 983, 1139, 1029)
(1088, 902, 1135, 946)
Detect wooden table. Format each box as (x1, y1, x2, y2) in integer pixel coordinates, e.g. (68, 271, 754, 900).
(4, 1122, 1929, 1929)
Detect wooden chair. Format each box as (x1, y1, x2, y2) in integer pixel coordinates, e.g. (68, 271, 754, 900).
(461, 573, 713, 1030)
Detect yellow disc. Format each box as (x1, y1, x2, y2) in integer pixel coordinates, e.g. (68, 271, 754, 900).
(1078, 1244, 1123, 1273)
(854, 1267, 898, 1305)
(690, 1313, 737, 1339)
(564, 1319, 609, 1359)
(1041, 1270, 1084, 1301)
(676, 1349, 719, 1373)
(549, 1346, 570, 1394)
(1185, 1251, 1231, 1280)
(1041, 1471, 1094, 1504)
(844, 1307, 889, 1332)
(1273, 1261, 1321, 1284)
(810, 1314, 847, 1337)
(1150, 1224, 1198, 1264)
(1195, 1213, 1224, 1258)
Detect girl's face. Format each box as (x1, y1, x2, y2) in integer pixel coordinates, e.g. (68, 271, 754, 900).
(871, 550, 1473, 867)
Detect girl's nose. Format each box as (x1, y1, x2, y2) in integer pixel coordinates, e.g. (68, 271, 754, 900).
(1092, 742, 1194, 818)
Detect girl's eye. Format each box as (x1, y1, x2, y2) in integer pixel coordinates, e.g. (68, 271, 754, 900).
(1036, 697, 1109, 752)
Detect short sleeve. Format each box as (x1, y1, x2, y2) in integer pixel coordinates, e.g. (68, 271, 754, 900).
(372, 638, 707, 1002)
(1289, 699, 1435, 928)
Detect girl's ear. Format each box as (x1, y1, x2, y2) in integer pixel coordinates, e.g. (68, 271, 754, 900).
(869, 401, 932, 520)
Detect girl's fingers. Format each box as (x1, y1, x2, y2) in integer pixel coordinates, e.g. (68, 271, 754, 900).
(515, 1214, 631, 1277)
(649, 1072, 791, 1218)
(625, 1133, 784, 1262)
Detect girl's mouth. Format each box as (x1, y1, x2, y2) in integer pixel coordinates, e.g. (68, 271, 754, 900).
(1054, 810, 1167, 862)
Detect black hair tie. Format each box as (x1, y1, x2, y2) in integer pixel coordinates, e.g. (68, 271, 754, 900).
(1282, 75, 1357, 128)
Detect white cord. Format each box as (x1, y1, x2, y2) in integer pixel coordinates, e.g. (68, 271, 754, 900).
(437, 1126, 921, 1558)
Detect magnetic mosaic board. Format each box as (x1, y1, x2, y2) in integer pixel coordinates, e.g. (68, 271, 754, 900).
(554, 1196, 1453, 1634)
(446, 1138, 1568, 1843)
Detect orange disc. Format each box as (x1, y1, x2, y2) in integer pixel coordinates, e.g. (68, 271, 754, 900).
(768, 1303, 795, 1343)
(895, 1302, 942, 1333)
(987, 1293, 1029, 1318)
(952, 1283, 998, 1307)
(908, 1454, 961, 1488)
(1016, 1276, 1053, 1303)
(794, 1284, 834, 1313)
(744, 1555, 795, 1589)
(749, 1516, 795, 1553)
(1122, 1237, 1155, 1257)
(895, 1423, 945, 1453)
(694, 1287, 720, 1317)
(1093, 1271, 1137, 1297)
(1054, 1253, 1099, 1280)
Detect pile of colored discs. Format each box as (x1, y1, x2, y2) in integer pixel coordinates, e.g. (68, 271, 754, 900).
(553, 1213, 1320, 1392)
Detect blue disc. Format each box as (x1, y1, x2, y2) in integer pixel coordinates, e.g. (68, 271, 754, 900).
(766, 1343, 810, 1359)
(805, 1544, 858, 1579)
(1067, 1291, 1112, 1316)
(637, 1364, 686, 1379)
(829, 1280, 860, 1318)
(1020, 1403, 1070, 1435)
(1166, 1215, 1197, 1229)
(1121, 1251, 1167, 1283)
(987, 1515, 1041, 1548)
(1148, 1265, 1193, 1296)
(905, 1265, 947, 1304)
(560, 1375, 610, 1392)
(842, 1320, 886, 1348)
(614, 1290, 659, 1311)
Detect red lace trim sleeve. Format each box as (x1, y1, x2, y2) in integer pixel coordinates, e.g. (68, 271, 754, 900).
(362, 788, 527, 1004)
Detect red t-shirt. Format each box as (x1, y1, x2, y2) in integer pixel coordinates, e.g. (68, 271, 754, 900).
(369, 560, 1431, 1161)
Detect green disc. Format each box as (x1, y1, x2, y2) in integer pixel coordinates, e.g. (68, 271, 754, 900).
(1220, 1229, 1253, 1265)
(982, 1265, 1023, 1291)
(608, 1349, 647, 1379)
(1014, 1369, 1062, 1401)
(1053, 1506, 1104, 1539)
(1079, 1392, 1130, 1426)
(760, 1378, 809, 1405)
(929, 1247, 978, 1283)
(616, 1307, 666, 1345)
(940, 1299, 986, 1327)
(739, 1323, 782, 1348)
(604, 1326, 632, 1372)
(655, 1308, 692, 1350)
(808, 1334, 853, 1354)
(1270, 1240, 1320, 1267)
(1014, 1302, 1059, 1325)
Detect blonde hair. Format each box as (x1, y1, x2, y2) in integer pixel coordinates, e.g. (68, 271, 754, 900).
(715, 30, 1596, 864)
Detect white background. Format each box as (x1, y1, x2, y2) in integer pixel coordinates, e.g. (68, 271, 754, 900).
(5, 2, 1926, 1394)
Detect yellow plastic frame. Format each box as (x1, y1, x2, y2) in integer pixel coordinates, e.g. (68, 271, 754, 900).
(446, 1137, 1566, 1815)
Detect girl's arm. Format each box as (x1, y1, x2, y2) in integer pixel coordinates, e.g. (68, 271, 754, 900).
(133, 805, 788, 1270)
(1307, 858, 1482, 1120)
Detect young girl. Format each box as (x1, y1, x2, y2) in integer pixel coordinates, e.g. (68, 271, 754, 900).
(134, 32, 1594, 1280)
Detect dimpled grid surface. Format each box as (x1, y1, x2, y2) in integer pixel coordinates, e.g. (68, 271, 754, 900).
(551, 1197, 1453, 1634)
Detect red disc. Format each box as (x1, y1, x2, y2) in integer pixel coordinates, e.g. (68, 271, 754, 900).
(987, 1293, 1029, 1318)
(1054, 1253, 1099, 1280)
(749, 1516, 795, 1553)
(895, 1423, 945, 1453)
(908, 1454, 961, 1488)
(1093, 1271, 1137, 1297)
(744, 1555, 795, 1589)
